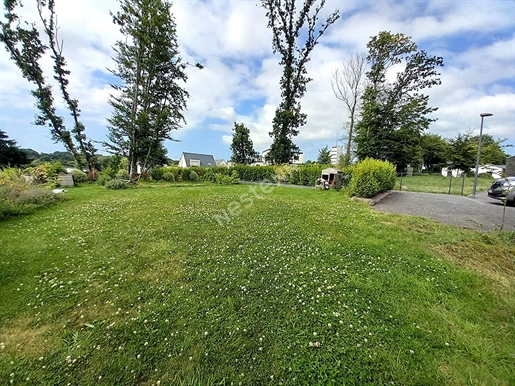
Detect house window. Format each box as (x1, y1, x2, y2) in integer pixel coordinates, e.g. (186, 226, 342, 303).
(190, 159, 200, 167)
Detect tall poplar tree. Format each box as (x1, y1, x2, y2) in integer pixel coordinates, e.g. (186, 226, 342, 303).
(262, 0, 339, 164)
(0, 0, 97, 171)
(104, 0, 191, 176)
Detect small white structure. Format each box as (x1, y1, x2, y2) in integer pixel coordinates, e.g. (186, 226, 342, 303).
(441, 164, 504, 179)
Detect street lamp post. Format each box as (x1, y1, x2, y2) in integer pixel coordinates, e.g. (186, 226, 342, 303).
(472, 113, 493, 198)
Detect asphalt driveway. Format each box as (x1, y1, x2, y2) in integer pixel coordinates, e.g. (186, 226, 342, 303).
(373, 190, 515, 231)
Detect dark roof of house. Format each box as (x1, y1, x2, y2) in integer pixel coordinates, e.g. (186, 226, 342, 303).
(181, 152, 216, 167)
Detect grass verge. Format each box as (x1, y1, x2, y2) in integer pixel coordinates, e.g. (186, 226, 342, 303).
(394, 175, 494, 196)
(0, 184, 513, 385)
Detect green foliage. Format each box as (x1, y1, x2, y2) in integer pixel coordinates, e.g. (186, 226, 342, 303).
(189, 170, 199, 182)
(0, 167, 64, 219)
(115, 169, 130, 180)
(96, 173, 112, 186)
(0, 130, 29, 167)
(162, 171, 175, 182)
(449, 131, 475, 173)
(102, 154, 124, 178)
(420, 133, 451, 171)
(347, 158, 396, 198)
(149, 167, 163, 181)
(180, 168, 191, 181)
(471, 134, 508, 165)
(262, 0, 339, 164)
(70, 169, 88, 183)
(105, 179, 128, 190)
(231, 165, 275, 181)
(215, 171, 240, 185)
(25, 161, 64, 187)
(104, 0, 191, 175)
(356, 31, 443, 170)
(230, 122, 258, 164)
(317, 145, 332, 164)
(0, 1, 96, 170)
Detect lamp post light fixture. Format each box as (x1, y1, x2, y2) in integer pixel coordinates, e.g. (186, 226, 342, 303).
(471, 113, 493, 198)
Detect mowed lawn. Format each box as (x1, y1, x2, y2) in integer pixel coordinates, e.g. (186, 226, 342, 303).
(0, 183, 514, 385)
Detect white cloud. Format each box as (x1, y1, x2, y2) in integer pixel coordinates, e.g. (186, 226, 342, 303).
(1, 0, 513, 160)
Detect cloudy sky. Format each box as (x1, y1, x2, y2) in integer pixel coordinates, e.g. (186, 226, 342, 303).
(1, 0, 514, 162)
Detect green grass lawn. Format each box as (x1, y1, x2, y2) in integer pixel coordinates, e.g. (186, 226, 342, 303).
(1, 183, 514, 385)
(394, 174, 494, 196)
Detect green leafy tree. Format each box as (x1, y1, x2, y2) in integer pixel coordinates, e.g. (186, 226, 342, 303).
(104, 0, 194, 177)
(420, 133, 451, 171)
(355, 31, 444, 171)
(317, 145, 331, 164)
(262, 0, 339, 164)
(0, 130, 28, 167)
(0, 0, 96, 171)
(449, 131, 475, 173)
(230, 123, 258, 165)
(470, 134, 508, 165)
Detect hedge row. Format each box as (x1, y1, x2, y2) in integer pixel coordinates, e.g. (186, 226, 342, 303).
(147, 160, 394, 197)
(148, 164, 330, 186)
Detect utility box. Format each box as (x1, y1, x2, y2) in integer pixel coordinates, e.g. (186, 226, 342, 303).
(316, 168, 345, 190)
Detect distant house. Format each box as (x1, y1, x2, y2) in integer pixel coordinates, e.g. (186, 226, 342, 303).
(178, 152, 216, 168)
(216, 159, 228, 167)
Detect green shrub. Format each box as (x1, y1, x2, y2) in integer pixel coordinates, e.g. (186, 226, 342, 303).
(162, 172, 175, 182)
(105, 179, 127, 190)
(116, 169, 130, 180)
(150, 167, 163, 181)
(346, 158, 396, 198)
(478, 173, 494, 179)
(189, 170, 199, 182)
(180, 168, 191, 181)
(102, 155, 123, 178)
(202, 167, 231, 183)
(0, 169, 65, 219)
(215, 170, 240, 185)
(70, 169, 88, 183)
(96, 173, 112, 186)
(25, 161, 64, 187)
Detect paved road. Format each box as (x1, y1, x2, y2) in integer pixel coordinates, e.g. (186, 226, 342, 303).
(373, 190, 515, 231)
